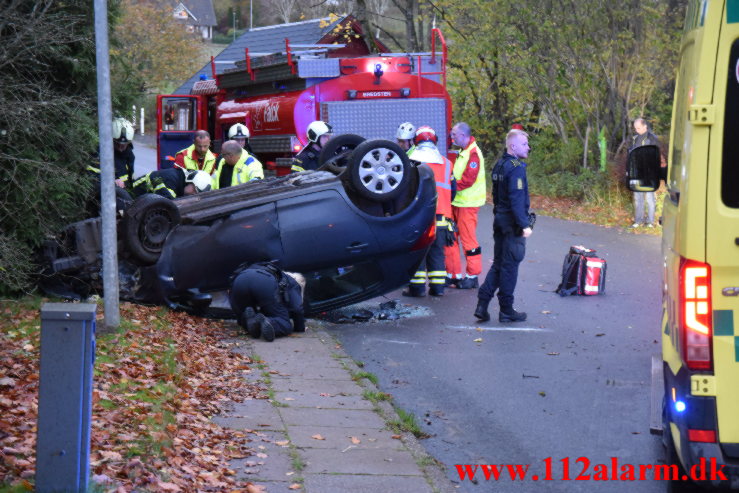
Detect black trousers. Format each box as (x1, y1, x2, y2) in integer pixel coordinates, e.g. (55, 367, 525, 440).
(479, 217, 526, 310)
(229, 269, 293, 337)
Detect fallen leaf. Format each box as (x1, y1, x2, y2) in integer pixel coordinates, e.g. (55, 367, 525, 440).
(538, 391, 546, 397)
(547, 352, 559, 356)
(541, 310, 552, 314)
(289, 484, 302, 490)
(311, 434, 325, 440)
(275, 440, 290, 446)
(0, 377, 16, 387)
(246, 484, 267, 493)
(156, 481, 182, 492)
(473, 338, 483, 343)
(350, 436, 361, 444)
(475, 327, 483, 332)
(391, 435, 401, 439)
(595, 333, 605, 337)
(284, 397, 295, 401)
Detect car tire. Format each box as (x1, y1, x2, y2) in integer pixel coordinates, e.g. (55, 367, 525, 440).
(347, 139, 411, 202)
(317, 134, 365, 174)
(123, 193, 180, 265)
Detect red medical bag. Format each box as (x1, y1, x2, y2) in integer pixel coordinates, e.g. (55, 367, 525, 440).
(555, 246, 607, 296)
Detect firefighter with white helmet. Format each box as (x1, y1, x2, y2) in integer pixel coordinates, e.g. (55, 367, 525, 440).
(227, 123, 258, 155)
(211, 139, 264, 190)
(291, 121, 333, 172)
(132, 168, 211, 199)
(402, 126, 456, 297)
(396, 122, 416, 153)
(87, 117, 136, 189)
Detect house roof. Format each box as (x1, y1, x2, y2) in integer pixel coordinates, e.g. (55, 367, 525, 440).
(174, 15, 349, 95)
(176, 0, 216, 27)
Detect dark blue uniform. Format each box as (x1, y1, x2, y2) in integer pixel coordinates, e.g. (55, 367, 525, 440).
(229, 263, 305, 340)
(479, 152, 530, 311)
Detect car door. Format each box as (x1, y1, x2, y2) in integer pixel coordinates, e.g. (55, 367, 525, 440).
(276, 189, 379, 273)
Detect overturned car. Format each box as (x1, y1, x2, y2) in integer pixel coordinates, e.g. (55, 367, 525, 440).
(41, 137, 437, 316)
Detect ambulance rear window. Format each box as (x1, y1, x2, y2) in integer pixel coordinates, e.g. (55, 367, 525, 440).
(722, 39, 739, 208)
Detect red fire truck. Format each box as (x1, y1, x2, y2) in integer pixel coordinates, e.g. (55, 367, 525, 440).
(156, 28, 452, 175)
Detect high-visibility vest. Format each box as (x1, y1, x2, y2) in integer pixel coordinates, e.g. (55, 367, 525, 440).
(426, 158, 453, 219)
(211, 149, 264, 189)
(452, 139, 486, 207)
(174, 144, 217, 172)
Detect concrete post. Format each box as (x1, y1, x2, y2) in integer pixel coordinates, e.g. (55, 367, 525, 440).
(35, 303, 97, 492)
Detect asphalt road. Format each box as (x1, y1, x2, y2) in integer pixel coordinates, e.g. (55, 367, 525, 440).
(132, 136, 158, 176)
(324, 210, 668, 492)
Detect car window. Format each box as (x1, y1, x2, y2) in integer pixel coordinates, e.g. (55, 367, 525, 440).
(304, 262, 382, 307)
(161, 97, 197, 131)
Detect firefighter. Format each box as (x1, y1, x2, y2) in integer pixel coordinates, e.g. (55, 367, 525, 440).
(211, 140, 264, 190)
(396, 122, 416, 154)
(87, 117, 136, 188)
(229, 262, 305, 342)
(402, 126, 455, 297)
(445, 122, 486, 289)
(474, 129, 532, 323)
(228, 123, 257, 156)
(291, 121, 333, 172)
(132, 168, 211, 199)
(173, 130, 217, 172)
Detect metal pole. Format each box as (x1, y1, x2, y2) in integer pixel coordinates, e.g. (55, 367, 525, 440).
(94, 0, 120, 328)
(250, 0, 253, 30)
(140, 106, 145, 135)
(233, 10, 236, 41)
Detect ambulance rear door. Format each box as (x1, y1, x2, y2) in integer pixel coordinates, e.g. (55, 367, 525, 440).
(705, 3, 739, 449)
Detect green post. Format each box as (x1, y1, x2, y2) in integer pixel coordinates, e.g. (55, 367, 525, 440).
(598, 126, 607, 172)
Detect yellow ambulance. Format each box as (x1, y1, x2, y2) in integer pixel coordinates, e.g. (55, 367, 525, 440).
(631, 0, 739, 489)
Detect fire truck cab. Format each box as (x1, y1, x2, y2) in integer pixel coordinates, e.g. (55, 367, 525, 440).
(156, 28, 452, 176)
(634, 1, 739, 489)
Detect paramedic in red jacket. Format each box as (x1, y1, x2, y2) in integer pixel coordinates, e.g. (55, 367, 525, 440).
(445, 122, 486, 289)
(173, 130, 217, 172)
(402, 126, 455, 297)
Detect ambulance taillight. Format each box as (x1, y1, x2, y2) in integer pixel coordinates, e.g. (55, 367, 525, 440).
(679, 258, 713, 371)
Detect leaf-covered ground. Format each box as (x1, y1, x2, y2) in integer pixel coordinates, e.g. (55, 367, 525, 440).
(0, 299, 268, 492)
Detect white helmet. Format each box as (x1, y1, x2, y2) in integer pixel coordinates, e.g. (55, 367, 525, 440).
(184, 170, 212, 193)
(307, 121, 332, 143)
(228, 123, 250, 140)
(112, 117, 134, 143)
(396, 122, 416, 140)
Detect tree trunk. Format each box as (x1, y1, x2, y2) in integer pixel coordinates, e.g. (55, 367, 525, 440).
(355, 0, 378, 53)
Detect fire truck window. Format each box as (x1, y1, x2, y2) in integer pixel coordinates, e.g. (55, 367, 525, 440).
(162, 98, 196, 131)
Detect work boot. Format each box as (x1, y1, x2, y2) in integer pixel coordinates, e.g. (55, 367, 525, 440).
(243, 307, 261, 339)
(257, 314, 276, 342)
(445, 277, 459, 288)
(402, 286, 426, 297)
(499, 308, 527, 323)
(429, 285, 444, 297)
(457, 276, 478, 289)
(473, 298, 491, 322)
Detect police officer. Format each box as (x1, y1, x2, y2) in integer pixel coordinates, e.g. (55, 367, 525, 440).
(474, 129, 532, 323)
(211, 140, 264, 190)
(402, 126, 455, 297)
(291, 121, 332, 172)
(132, 168, 211, 199)
(229, 262, 305, 342)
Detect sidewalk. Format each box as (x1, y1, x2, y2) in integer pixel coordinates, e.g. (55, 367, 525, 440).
(216, 326, 457, 493)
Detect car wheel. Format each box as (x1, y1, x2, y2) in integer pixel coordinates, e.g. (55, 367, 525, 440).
(347, 139, 411, 202)
(123, 194, 180, 265)
(318, 134, 365, 174)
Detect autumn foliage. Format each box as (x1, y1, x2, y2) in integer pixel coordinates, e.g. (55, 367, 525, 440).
(0, 300, 268, 491)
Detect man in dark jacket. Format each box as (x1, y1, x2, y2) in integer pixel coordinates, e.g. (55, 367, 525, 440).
(229, 262, 306, 342)
(131, 168, 211, 199)
(629, 118, 660, 228)
(291, 121, 332, 172)
(474, 129, 533, 323)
